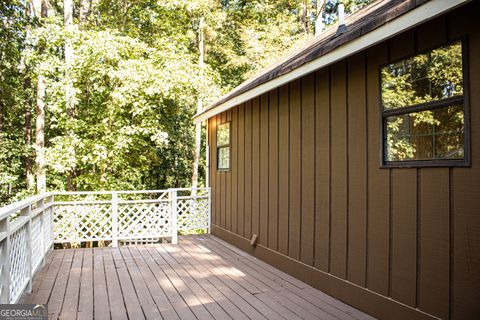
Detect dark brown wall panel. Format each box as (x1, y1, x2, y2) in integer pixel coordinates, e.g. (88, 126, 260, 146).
(225, 110, 232, 230)
(390, 169, 417, 306)
(268, 89, 279, 251)
(215, 115, 221, 227)
(346, 53, 367, 287)
(415, 17, 450, 319)
(366, 43, 390, 296)
(289, 79, 301, 260)
(300, 73, 315, 266)
(252, 97, 261, 239)
(419, 169, 449, 319)
(448, 3, 480, 319)
(388, 30, 417, 307)
(314, 69, 330, 271)
(237, 104, 245, 237)
(278, 84, 290, 255)
(210, 117, 217, 226)
(231, 107, 238, 234)
(260, 93, 269, 246)
(221, 112, 227, 228)
(330, 61, 348, 278)
(244, 101, 253, 239)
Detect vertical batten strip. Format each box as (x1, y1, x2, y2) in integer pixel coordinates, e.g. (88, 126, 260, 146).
(278, 84, 290, 256)
(288, 79, 301, 261)
(259, 93, 269, 246)
(300, 74, 315, 266)
(268, 89, 279, 251)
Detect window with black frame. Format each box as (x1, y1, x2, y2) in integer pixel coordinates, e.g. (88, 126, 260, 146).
(380, 40, 469, 167)
(217, 122, 230, 170)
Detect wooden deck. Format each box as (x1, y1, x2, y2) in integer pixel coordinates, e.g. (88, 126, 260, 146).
(21, 235, 375, 320)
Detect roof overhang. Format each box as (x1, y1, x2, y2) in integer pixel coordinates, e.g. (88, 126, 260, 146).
(194, 0, 470, 124)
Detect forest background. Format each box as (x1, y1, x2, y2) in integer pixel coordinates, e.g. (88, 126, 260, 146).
(0, 0, 370, 205)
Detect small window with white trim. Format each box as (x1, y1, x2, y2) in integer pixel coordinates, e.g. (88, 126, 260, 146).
(217, 122, 230, 171)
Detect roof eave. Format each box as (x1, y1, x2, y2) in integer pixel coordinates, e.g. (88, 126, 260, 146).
(194, 0, 470, 124)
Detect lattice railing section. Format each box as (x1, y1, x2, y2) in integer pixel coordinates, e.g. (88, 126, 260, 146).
(177, 197, 209, 232)
(54, 203, 112, 242)
(0, 188, 210, 303)
(43, 210, 53, 253)
(9, 225, 28, 303)
(118, 202, 171, 240)
(0, 194, 54, 303)
(31, 214, 44, 271)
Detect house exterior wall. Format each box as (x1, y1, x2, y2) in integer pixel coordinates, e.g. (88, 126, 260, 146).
(207, 2, 480, 319)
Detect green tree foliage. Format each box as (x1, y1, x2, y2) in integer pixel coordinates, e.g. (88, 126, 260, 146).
(0, 0, 372, 205)
(0, 0, 33, 203)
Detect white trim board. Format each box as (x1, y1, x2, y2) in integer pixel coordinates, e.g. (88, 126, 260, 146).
(194, 0, 470, 123)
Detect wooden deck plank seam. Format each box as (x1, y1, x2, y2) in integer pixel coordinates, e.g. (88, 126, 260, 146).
(169, 242, 269, 320)
(127, 246, 180, 320)
(171, 244, 264, 320)
(176, 240, 288, 320)
(193, 235, 367, 320)
(20, 236, 374, 320)
(137, 246, 197, 320)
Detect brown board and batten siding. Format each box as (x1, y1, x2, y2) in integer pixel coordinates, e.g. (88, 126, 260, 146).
(207, 2, 480, 320)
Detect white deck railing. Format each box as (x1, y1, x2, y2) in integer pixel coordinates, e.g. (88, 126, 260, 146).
(0, 187, 210, 303)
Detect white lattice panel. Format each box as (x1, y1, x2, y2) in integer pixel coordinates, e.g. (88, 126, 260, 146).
(54, 204, 112, 242)
(177, 197, 209, 232)
(43, 210, 53, 251)
(9, 225, 28, 302)
(118, 202, 171, 239)
(31, 214, 43, 270)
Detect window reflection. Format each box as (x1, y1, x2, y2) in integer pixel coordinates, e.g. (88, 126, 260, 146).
(381, 42, 463, 110)
(386, 105, 464, 161)
(381, 41, 466, 164)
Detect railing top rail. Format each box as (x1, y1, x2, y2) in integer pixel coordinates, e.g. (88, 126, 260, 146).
(53, 189, 169, 196)
(0, 187, 211, 219)
(53, 187, 209, 196)
(0, 193, 53, 220)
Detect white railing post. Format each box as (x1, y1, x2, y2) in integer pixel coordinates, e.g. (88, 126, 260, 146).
(38, 197, 46, 266)
(40, 202, 45, 267)
(170, 189, 178, 244)
(112, 193, 118, 247)
(207, 187, 212, 234)
(0, 217, 11, 303)
(21, 204, 33, 293)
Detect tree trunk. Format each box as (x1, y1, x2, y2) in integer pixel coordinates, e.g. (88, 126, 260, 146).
(64, 0, 74, 117)
(300, 0, 309, 34)
(79, 0, 90, 23)
(122, 0, 130, 31)
(33, 0, 48, 193)
(24, 2, 35, 189)
(24, 79, 35, 189)
(0, 101, 4, 142)
(315, 0, 326, 35)
(191, 16, 205, 196)
(64, 0, 76, 190)
(35, 75, 46, 193)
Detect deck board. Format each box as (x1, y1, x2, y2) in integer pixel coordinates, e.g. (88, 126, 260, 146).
(21, 235, 375, 320)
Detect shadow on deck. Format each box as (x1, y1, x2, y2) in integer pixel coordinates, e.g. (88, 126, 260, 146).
(21, 235, 375, 320)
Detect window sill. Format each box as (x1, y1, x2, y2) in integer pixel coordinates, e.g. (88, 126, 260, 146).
(381, 159, 470, 168)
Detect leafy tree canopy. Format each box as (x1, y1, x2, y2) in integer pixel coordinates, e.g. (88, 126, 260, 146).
(0, 0, 373, 205)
